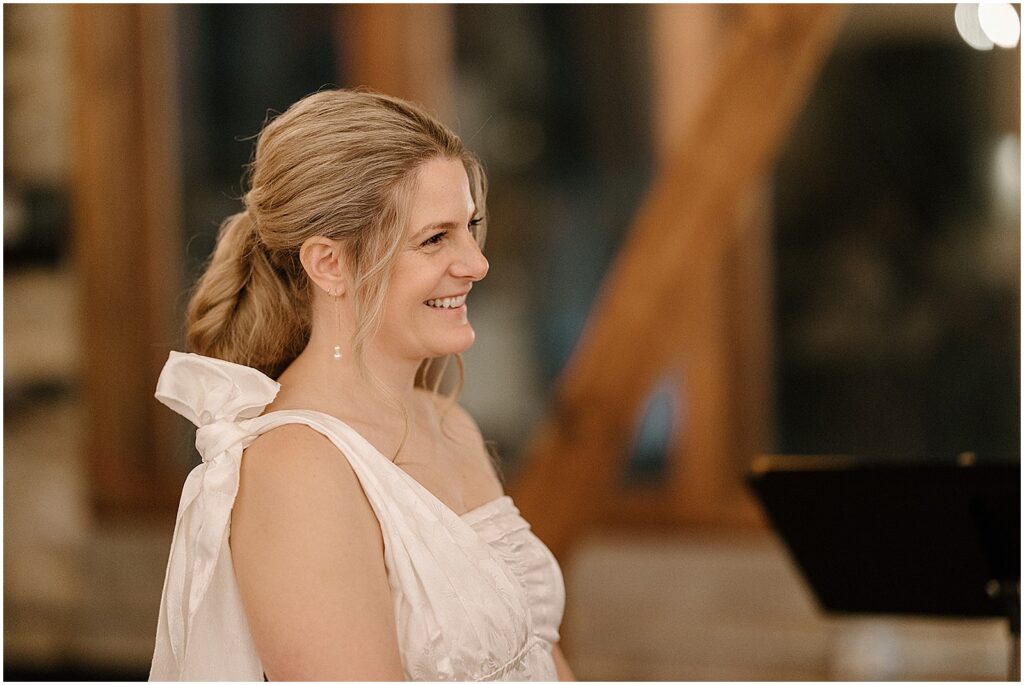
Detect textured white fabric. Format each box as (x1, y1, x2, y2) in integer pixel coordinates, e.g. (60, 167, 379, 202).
(149, 351, 565, 681)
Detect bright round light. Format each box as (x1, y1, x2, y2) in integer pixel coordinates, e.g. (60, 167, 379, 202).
(955, 3, 995, 50)
(978, 2, 1021, 48)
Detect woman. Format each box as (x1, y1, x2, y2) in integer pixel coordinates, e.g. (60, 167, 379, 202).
(149, 89, 574, 681)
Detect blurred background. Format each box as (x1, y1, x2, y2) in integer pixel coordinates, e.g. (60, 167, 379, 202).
(4, 3, 1020, 681)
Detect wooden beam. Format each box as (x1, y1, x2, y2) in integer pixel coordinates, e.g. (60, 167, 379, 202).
(69, 5, 183, 519)
(649, 3, 723, 165)
(510, 4, 844, 561)
(668, 181, 775, 527)
(718, 183, 777, 520)
(336, 4, 455, 124)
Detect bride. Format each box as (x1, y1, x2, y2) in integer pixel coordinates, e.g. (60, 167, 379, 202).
(149, 88, 574, 681)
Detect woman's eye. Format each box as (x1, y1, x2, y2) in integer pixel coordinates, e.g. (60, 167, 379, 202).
(421, 231, 447, 247)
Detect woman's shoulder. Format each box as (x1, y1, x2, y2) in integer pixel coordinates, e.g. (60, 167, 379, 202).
(244, 420, 338, 461)
(238, 422, 378, 530)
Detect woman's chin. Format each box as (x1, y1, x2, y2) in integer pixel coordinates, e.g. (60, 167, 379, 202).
(429, 328, 476, 357)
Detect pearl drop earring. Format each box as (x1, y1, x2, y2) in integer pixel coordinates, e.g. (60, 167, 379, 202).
(331, 288, 342, 360)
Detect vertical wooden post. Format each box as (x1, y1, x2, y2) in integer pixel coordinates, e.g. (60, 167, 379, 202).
(649, 4, 724, 167)
(69, 5, 183, 518)
(610, 5, 776, 528)
(336, 4, 455, 124)
(667, 181, 775, 527)
(583, 31, 783, 626)
(723, 183, 777, 518)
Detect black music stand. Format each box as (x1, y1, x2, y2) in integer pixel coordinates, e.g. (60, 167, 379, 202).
(747, 454, 1020, 680)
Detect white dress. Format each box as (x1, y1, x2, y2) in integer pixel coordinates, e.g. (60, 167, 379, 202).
(149, 351, 565, 681)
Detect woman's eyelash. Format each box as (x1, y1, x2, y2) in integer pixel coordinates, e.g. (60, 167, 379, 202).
(422, 232, 447, 247)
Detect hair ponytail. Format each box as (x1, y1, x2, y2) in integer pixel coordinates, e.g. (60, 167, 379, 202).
(185, 209, 310, 379)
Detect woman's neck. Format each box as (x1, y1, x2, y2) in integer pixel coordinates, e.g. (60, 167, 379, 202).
(275, 332, 427, 423)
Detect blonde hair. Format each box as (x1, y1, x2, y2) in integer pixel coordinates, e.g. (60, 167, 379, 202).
(185, 89, 488, 440)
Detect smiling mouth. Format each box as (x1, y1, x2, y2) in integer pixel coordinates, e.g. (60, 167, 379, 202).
(424, 293, 467, 309)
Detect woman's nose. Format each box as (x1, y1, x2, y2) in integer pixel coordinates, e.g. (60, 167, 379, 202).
(452, 232, 489, 281)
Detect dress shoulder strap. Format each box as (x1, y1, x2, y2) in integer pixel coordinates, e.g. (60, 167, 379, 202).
(151, 351, 280, 680)
(150, 353, 409, 679)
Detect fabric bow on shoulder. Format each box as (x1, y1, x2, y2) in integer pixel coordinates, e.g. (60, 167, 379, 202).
(150, 351, 280, 680)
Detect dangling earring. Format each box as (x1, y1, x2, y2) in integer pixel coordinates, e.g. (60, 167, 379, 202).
(331, 288, 343, 360)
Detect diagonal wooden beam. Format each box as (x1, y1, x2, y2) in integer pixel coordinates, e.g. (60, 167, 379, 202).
(509, 4, 845, 561)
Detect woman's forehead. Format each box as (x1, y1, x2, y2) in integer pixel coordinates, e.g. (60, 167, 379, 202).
(407, 159, 475, 225)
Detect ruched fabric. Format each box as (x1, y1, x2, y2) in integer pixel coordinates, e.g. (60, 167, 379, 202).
(149, 352, 564, 681)
(462, 498, 565, 647)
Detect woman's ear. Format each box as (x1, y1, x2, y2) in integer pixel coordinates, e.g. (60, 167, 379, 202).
(299, 236, 348, 296)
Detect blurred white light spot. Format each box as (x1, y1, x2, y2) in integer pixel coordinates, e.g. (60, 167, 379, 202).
(991, 134, 1021, 218)
(978, 2, 1021, 48)
(831, 622, 905, 680)
(955, 4, 994, 50)
(4, 190, 28, 243)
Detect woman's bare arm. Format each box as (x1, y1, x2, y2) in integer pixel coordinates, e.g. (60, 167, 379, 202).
(231, 424, 405, 681)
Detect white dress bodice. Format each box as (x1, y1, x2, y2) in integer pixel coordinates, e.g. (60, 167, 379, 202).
(148, 352, 564, 681)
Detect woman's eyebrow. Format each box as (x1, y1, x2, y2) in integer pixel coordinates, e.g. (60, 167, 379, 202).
(411, 222, 460, 240)
(415, 220, 459, 236)
(413, 208, 479, 237)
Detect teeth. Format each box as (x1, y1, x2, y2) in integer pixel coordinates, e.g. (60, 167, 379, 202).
(426, 294, 466, 309)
